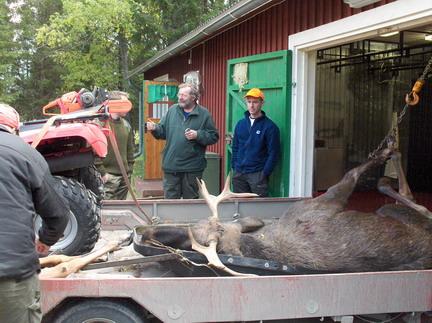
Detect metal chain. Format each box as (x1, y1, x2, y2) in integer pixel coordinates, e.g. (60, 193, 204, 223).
(368, 103, 408, 159)
(368, 54, 432, 159)
(419, 54, 432, 81)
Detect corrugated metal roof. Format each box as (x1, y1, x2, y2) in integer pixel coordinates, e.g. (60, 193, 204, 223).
(128, 0, 274, 78)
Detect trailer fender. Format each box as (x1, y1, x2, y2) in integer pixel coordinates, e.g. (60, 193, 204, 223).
(44, 298, 148, 323)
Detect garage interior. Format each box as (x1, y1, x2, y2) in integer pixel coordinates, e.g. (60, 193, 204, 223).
(314, 24, 432, 209)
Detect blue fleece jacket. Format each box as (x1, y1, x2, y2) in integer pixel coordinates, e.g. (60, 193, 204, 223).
(232, 111, 280, 176)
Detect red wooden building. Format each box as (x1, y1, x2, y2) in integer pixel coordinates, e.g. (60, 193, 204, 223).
(130, 0, 432, 202)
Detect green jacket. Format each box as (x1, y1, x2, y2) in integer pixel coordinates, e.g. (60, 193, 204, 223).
(97, 117, 135, 176)
(151, 104, 219, 173)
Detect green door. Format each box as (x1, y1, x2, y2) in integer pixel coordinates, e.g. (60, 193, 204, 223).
(225, 50, 292, 197)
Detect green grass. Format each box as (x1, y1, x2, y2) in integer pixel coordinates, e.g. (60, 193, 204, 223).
(128, 154, 144, 198)
(132, 153, 145, 180)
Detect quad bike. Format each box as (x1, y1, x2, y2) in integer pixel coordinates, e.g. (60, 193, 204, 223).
(20, 88, 132, 255)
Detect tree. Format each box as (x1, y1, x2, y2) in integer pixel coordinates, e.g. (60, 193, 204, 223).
(146, 0, 229, 47)
(10, 0, 63, 119)
(0, 2, 18, 103)
(0, 0, 231, 119)
(37, 0, 135, 91)
(128, 0, 165, 66)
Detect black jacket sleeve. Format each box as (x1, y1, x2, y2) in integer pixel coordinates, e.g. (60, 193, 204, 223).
(34, 171, 69, 246)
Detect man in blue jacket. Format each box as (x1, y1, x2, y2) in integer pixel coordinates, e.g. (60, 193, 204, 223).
(232, 88, 280, 197)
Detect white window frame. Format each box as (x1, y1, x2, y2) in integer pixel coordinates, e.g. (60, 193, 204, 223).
(288, 0, 432, 197)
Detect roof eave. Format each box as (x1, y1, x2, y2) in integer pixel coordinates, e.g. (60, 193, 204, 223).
(128, 0, 274, 79)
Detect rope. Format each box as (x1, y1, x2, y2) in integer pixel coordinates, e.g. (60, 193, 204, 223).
(107, 122, 153, 224)
(148, 239, 220, 276)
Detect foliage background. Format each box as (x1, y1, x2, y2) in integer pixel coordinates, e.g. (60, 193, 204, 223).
(0, 0, 235, 122)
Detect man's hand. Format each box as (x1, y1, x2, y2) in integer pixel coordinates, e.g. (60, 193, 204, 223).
(146, 120, 157, 131)
(35, 239, 50, 256)
(102, 173, 110, 183)
(185, 128, 197, 140)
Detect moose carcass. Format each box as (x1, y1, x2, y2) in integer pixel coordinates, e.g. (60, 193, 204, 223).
(139, 147, 432, 274)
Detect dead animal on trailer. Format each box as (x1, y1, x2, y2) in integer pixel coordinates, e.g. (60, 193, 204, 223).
(139, 146, 432, 275)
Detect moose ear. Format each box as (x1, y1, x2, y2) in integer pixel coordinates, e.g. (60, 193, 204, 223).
(236, 217, 265, 233)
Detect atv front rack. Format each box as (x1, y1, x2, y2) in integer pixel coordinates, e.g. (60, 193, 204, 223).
(22, 106, 110, 129)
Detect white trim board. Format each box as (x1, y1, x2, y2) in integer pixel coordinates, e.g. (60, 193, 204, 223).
(288, 0, 432, 198)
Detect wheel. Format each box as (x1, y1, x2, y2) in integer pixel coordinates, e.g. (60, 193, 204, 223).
(77, 164, 104, 203)
(53, 299, 147, 323)
(35, 177, 101, 256)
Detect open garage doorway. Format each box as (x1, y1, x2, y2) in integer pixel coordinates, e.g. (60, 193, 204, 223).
(289, 1, 432, 198)
(314, 26, 432, 209)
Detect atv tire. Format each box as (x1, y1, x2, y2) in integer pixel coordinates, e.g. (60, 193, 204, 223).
(36, 177, 101, 256)
(78, 164, 104, 203)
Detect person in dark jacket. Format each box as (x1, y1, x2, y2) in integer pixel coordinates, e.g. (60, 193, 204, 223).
(232, 88, 280, 197)
(146, 83, 219, 199)
(0, 103, 68, 323)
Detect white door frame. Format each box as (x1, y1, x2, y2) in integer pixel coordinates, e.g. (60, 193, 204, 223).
(288, 0, 432, 197)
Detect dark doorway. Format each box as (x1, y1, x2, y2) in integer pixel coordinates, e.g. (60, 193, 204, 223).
(407, 78, 432, 192)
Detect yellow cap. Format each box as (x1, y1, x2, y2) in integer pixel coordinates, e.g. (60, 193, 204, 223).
(244, 88, 264, 100)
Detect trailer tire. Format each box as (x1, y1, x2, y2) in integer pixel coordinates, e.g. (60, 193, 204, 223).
(53, 299, 147, 323)
(35, 177, 101, 256)
(78, 164, 104, 203)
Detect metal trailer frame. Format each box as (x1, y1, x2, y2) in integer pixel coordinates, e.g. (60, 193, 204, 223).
(100, 197, 302, 229)
(41, 199, 432, 322)
(41, 270, 432, 322)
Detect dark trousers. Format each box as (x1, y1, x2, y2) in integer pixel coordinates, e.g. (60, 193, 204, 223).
(104, 173, 129, 200)
(0, 274, 41, 323)
(163, 171, 203, 199)
(232, 171, 269, 197)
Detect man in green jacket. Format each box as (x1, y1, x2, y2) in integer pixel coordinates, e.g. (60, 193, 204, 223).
(146, 83, 219, 199)
(97, 112, 135, 200)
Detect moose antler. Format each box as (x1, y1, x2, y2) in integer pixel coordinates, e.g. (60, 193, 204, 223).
(188, 228, 255, 277)
(190, 175, 258, 276)
(39, 254, 79, 268)
(39, 233, 133, 278)
(199, 175, 258, 220)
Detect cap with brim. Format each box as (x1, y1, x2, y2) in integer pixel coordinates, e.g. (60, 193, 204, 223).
(244, 88, 264, 100)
